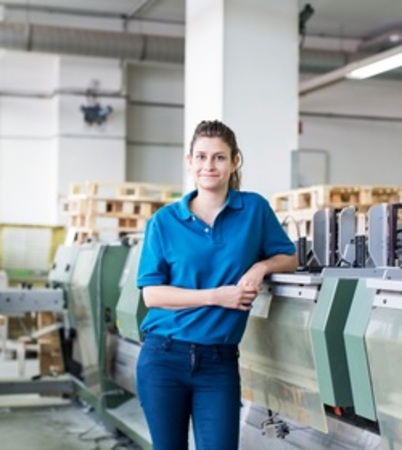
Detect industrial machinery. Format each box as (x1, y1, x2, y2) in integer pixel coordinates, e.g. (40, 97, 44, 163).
(48, 237, 152, 448)
(239, 203, 402, 449)
(365, 276, 402, 450)
(3, 202, 402, 450)
(102, 239, 152, 449)
(0, 237, 151, 447)
(0, 254, 73, 396)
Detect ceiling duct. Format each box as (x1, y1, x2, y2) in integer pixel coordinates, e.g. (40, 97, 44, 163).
(300, 49, 352, 74)
(0, 22, 184, 64)
(358, 28, 402, 53)
(0, 21, 361, 73)
(1, 21, 401, 89)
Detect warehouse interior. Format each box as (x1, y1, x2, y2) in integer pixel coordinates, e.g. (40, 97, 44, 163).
(1, 0, 402, 449)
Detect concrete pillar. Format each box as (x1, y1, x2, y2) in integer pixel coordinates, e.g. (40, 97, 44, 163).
(185, 0, 299, 198)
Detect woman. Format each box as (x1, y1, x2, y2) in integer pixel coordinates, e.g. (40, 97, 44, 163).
(136, 120, 297, 450)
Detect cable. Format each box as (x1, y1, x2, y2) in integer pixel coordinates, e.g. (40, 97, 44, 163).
(280, 215, 301, 240)
(336, 257, 352, 267)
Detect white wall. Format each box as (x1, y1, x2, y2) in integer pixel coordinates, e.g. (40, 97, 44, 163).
(125, 69, 402, 190)
(0, 138, 58, 224)
(299, 77, 402, 186)
(0, 51, 126, 224)
(2, 48, 402, 227)
(0, 52, 59, 223)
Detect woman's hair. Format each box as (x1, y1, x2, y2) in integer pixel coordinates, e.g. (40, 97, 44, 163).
(189, 120, 243, 190)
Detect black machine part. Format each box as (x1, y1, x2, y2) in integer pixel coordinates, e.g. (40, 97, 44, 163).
(388, 203, 402, 267)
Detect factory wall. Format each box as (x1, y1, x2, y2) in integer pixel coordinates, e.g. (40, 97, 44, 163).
(299, 77, 402, 187)
(0, 52, 58, 224)
(128, 68, 402, 192)
(0, 51, 125, 224)
(1, 49, 402, 226)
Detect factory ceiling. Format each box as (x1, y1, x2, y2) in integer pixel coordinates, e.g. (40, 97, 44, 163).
(0, 0, 401, 89)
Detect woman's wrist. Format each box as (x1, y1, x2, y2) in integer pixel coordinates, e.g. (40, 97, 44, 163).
(253, 261, 270, 277)
(206, 288, 217, 306)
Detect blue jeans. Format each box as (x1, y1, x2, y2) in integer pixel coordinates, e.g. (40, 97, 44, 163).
(136, 334, 241, 450)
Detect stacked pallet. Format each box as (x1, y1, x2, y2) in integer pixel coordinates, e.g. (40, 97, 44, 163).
(272, 185, 402, 240)
(62, 181, 182, 243)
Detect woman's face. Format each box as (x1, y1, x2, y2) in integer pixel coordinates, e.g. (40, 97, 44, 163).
(187, 137, 237, 193)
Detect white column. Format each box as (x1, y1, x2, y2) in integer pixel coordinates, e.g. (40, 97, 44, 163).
(185, 0, 299, 198)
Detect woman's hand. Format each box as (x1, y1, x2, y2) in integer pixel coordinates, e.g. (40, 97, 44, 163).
(214, 285, 260, 311)
(237, 262, 266, 291)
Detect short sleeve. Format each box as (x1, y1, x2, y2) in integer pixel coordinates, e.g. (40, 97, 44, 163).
(260, 198, 296, 258)
(137, 215, 170, 288)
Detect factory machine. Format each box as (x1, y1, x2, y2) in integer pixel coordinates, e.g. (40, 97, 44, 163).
(240, 203, 402, 449)
(102, 238, 151, 449)
(0, 236, 151, 447)
(3, 202, 402, 450)
(55, 202, 402, 450)
(0, 247, 74, 396)
(47, 236, 152, 449)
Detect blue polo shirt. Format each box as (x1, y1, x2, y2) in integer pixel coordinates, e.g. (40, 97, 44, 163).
(137, 189, 295, 345)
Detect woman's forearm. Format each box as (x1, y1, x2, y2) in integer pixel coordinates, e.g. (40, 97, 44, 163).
(142, 284, 260, 311)
(142, 285, 214, 309)
(256, 253, 298, 276)
(237, 253, 298, 289)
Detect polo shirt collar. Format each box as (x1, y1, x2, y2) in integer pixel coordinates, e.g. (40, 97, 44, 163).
(177, 188, 244, 221)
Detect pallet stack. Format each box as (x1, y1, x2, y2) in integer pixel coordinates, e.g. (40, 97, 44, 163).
(62, 181, 182, 243)
(272, 185, 402, 240)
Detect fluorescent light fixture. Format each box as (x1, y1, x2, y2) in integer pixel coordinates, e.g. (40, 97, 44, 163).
(299, 44, 402, 96)
(346, 45, 402, 79)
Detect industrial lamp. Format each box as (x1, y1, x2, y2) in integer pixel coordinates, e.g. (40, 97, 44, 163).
(299, 44, 402, 95)
(346, 44, 402, 79)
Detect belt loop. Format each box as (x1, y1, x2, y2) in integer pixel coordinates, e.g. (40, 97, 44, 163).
(215, 345, 223, 361)
(190, 344, 197, 372)
(162, 336, 172, 351)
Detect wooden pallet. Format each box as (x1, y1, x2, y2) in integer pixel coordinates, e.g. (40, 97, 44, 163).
(62, 181, 183, 243)
(272, 185, 402, 213)
(69, 181, 182, 202)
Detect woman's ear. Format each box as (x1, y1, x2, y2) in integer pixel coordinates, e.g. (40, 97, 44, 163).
(232, 154, 240, 172)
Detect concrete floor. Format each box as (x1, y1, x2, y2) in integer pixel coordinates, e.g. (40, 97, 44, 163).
(0, 404, 140, 450)
(0, 352, 141, 450)
(0, 339, 382, 450)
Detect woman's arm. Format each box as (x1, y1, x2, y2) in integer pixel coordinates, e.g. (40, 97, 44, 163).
(237, 253, 298, 290)
(142, 284, 260, 311)
(143, 253, 297, 310)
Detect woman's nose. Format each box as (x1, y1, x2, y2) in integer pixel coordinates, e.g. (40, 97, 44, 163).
(204, 157, 215, 169)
